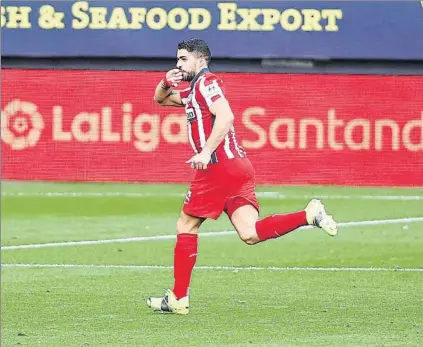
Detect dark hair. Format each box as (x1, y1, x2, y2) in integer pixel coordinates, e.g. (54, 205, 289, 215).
(177, 38, 211, 64)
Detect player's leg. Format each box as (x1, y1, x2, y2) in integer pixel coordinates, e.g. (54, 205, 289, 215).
(147, 211, 205, 315)
(225, 158, 337, 245)
(173, 211, 205, 299)
(228, 198, 338, 245)
(228, 202, 260, 245)
(147, 167, 225, 315)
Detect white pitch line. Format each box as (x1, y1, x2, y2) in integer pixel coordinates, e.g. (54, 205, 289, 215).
(2, 191, 423, 201)
(2, 217, 423, 251)
(1, 231, 236, 250)
(1, 264, 422, 272)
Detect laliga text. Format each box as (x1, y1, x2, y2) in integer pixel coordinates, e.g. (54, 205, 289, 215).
(4, 101, 421, 153)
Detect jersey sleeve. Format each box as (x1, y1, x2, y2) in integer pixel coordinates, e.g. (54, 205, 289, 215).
(179, 87, 191, 105)
(198, 75, 226, 107)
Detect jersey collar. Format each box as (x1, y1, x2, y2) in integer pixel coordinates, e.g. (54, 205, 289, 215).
(190, 67, 209, 90)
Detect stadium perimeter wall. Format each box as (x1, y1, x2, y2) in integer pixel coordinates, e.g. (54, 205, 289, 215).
(2, 63, 423, 187)
(1, 1, 423, 187)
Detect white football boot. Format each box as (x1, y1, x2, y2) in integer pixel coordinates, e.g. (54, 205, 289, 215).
(147, 289, 190, 315)
(305, 199, 338, 236)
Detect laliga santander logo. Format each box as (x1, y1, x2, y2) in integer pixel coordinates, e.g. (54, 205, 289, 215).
(1, 99, 45, 150)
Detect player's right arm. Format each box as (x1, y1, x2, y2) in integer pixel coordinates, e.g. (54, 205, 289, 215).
(154, 69, 184, 107)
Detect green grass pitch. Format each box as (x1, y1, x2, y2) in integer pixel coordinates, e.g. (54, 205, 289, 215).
(1, 181, 423, 347)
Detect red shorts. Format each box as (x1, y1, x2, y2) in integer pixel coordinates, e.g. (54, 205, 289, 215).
(183, 157, 259, 220)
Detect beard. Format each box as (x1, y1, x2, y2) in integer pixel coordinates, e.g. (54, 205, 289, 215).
(181, 70, 196, 82)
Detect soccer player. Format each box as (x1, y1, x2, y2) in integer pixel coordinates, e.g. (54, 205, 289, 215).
(147, 38, 338, 315)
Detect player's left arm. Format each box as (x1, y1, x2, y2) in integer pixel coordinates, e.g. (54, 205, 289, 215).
(186, 77, 234, 170)
(203, 98, 234, 154)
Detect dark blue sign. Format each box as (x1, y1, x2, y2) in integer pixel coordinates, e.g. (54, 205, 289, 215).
(2, 1, 423, 59)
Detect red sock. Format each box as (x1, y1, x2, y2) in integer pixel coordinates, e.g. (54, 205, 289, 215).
(255, 211, 308, 242)
(172, 233, 198, 299)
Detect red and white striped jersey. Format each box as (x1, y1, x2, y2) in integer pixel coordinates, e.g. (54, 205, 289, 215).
(180, 68, 246, 164)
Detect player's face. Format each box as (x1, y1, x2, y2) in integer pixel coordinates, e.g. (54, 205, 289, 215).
(176, 49, 198, 82)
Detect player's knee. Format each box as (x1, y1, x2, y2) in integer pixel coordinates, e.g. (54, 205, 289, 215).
(229, 204, 260, 245)
(238, 227, 259, 245)
(176, 214, 199, 234)
(242, 236, 257, 245)
(176, 217, 195, 234)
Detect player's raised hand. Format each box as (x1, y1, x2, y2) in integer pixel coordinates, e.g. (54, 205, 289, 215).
(186, 148, 212, 170)
(164, 69, 183, 88)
